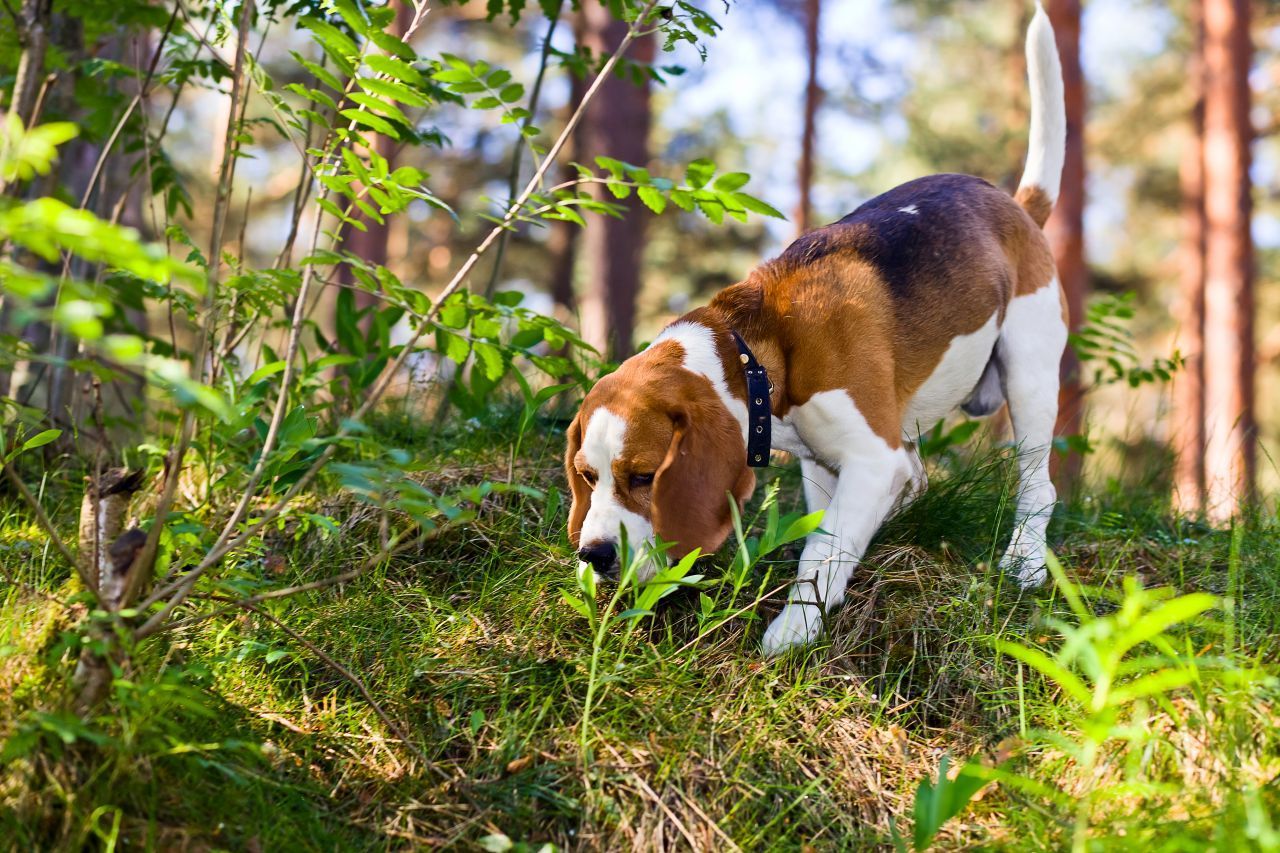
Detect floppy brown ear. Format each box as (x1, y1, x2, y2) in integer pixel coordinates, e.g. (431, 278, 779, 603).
(565, 413, 591, 548)
(652, 399, 755, 558)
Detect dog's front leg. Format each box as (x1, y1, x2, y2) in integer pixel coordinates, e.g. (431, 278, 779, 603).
(763, 395, 910, 655)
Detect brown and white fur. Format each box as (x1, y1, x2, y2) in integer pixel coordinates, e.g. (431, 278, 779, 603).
(565, 6, 1067, 655)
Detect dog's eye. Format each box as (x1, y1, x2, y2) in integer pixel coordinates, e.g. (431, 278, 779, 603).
(580, 469, 598, 487)
(629, 473, 655, 489)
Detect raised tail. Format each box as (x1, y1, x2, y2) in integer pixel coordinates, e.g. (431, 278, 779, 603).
(1014, 3, 1066, 228)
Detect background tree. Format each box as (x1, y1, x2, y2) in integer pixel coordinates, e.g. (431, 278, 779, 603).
(578, 4, 655, 359)
(337, 0, 412, 319)
(1173, 0, 1207, 514)
(795, 0, 820, 234)
(1201, 0, 1255, 518)
(1045, 0, 1086, 492)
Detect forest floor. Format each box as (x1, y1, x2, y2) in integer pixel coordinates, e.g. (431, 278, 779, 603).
(2, 404, 1279, 850)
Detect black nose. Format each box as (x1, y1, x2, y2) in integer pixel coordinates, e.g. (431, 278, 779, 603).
(578, 542, 618, 577)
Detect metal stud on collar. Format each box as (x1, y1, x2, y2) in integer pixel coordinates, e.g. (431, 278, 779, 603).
(729, 330, 772, 469)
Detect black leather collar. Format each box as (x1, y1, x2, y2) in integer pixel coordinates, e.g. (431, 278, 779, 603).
(730, 331, 772, 467)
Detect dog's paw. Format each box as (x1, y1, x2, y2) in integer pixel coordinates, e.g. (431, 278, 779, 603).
(762, 603, 823, 656)
(999, 540, 1048, 587)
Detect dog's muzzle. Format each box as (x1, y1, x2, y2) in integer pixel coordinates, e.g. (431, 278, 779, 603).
(578, 541, 619, 579)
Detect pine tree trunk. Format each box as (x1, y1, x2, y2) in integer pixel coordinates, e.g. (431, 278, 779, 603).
(549, 67, 585, 314)
(1201, 0, 1254, 519)
(337, 0, 410, 317)
(5, 0, 51, 134)
(1044, 0, 1086, 494)
(795, 0, 821, 235)
(1173, 2, 1207, 514)
(578, 6, 653, 360)
(0, 0, 54, 401)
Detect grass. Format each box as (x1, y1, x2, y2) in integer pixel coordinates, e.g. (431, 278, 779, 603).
(1, 404, 1278, 850)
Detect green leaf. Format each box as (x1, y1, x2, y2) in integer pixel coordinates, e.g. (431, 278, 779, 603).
(21, 429, 62, 452)
(778, 510, 825, 548)
(1111, 593, 1217, 660)
(994, 639, 1093, 708)
(292, 53, 345, 92)
(913, 755, 991, 851)
(685, 158, 716, 189)
(300, 18, 359, 74)
(246, 360, 288, 386)
(1108, 668, 1200, 706)
(368, 29, 416, 60)
(439, 300, 468, 329)
(473, 342, 507, 381)
(432, 68, 475, 84)
(669, 189, 695, 212)
(366, 54, 426, 86)
(436, 329, 471, 364)
(733, 192, 785, 219)
(561, 591, 591, 619)
(595, 156, 626, 179)
(712, 171, 750, 192)
(340, 109, 401, 138)
(357, 76, 430, 107)
(346, 92, 412, 127)
(637, 186, 666, 214)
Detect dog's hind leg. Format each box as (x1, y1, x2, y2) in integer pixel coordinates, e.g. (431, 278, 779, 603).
(996, 279, 1068, 586)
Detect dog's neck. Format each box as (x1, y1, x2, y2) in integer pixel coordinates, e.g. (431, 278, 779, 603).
(669, 278, 790, 418)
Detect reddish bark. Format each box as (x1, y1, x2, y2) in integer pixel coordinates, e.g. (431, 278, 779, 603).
(338, 0, 411, 315)
(1201, 0, 1255, 519)
(795, 0, 821, 235)
(1172, 3, 1207, 514)
(1044, 0, 1086, 493)
(548, 67, 585, 314)
(578, 5, 654, 360)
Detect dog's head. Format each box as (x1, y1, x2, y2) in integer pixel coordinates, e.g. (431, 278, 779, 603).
(565, 349, 755, 580)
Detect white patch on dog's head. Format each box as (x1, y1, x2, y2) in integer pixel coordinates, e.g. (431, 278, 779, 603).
(652, 322, 748, 444)
(577, 408, 655, 573)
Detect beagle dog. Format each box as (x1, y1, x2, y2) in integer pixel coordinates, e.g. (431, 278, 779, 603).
(566, 7, 1067, 655)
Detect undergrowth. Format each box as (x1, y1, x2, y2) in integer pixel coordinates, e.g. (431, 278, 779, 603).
(2, 404, 1278, 850)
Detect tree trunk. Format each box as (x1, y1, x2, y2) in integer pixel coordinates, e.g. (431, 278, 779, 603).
(548, 186, 580, 313)
(73, 467, 145, 713)
(578, 4, 653, 360)
(795, 0, 821, 235)
(549, 60, 585, 314)
(1201, 0, 1254, 520)
(337, 0, 410, 317)
(1044, 0, 1086, 494)
(1173, 2, 1207, 514)
(5, 0, 52, 135)
(0, 0, 53, 400)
